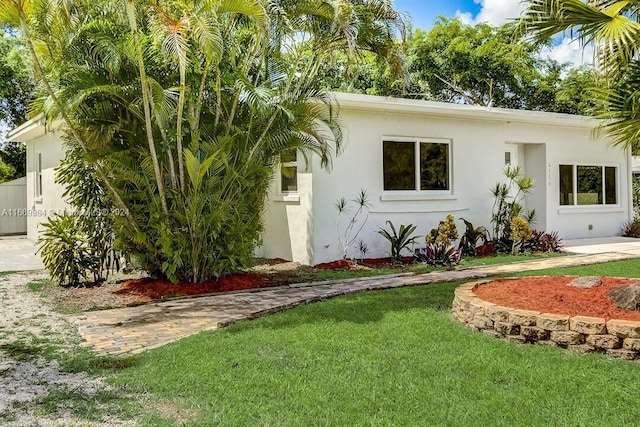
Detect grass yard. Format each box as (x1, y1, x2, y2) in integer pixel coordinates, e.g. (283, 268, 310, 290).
(108, 259, 640, 426)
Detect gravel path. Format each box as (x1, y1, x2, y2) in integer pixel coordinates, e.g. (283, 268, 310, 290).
(0, 271, 136, 427)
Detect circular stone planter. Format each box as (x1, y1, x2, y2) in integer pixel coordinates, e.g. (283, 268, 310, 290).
(452, 279, 640, 360)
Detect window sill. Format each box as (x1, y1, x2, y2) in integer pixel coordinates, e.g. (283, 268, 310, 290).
(380, 193, 456, 202)
(273, 194, 300, 203)
(557, 206, 624, 215)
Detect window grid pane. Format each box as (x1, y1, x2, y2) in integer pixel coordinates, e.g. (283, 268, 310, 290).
(577, 165, 603, 205)
(420, 142, 449, 190)
(280, 165, 297, 193)
(559, 165, 573, 206)
(605, 166, 617, 205)
(383, 141, 416, 190)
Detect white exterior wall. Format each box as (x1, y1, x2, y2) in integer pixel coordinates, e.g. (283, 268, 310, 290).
(0, 177, 27, 235)
(546, 132, 631, 239)
(25, 132, 69, 241)
(302, 101, 631, 264)
(260, 159, 315, 264)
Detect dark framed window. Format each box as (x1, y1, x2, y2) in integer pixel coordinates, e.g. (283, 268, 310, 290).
(280, 151, 297, 194)
(559, 164, 617, 206)
(383, 139, 451, 191)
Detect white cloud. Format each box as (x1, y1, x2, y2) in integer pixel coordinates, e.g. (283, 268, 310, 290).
(455, 1, 594, 68)
(539, 37, 595, 68)
(456, 0, 523, 26)
(454, 10, 474, 25)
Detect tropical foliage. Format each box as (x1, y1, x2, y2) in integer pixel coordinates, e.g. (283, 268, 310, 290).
(319, 17, 603, 113)
(335, 189, 371, 260)
(519, 0, 640, 149)
(377, 221, 418, 262)
(490, 166, 535, 246)
(0, 27, 32, 131)
(1, 0, 403, 283)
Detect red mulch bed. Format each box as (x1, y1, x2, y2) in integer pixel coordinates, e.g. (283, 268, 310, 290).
(474, 276, 640, 321)
(115, 272, 266, 300)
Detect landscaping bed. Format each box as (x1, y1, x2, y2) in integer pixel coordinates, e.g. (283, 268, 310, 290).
(41, 253, 566, 313)
(453, 276, 640, 360)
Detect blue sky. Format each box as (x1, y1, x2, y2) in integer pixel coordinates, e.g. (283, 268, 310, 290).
(393, 0, 592, 66)
(394, 0, 482, 30)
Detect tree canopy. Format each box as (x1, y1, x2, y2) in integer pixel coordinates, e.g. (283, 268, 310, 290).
(519, 0, 640, 148)
(319, 16, 603, 115)
(1, 0, 404, 283)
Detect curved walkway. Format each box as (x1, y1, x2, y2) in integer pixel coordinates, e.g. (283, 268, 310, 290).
(71, 252, 637, 356)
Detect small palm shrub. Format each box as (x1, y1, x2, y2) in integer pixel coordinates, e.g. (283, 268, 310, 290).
(336, 190, 371, 259)
(37, 214, 99, 286)
(377, 221, 418, 262)
(491, 166, 536, 253)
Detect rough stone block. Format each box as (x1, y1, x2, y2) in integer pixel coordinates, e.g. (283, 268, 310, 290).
(607, 349, 639, 361)
(456, 282, 477, 292)
(550, 330, 585, 346)
(607, 283, 640, 310)
(521, 326, 549, 342)
(485, 305, 510, 323)
(508, 309, 540, 326)
(464, 323, 480, 332)
(472, 315, 494, 330)
(536, 340, 558, 347)
(469, 300, 495, 317)
(537, 313, 570, 331)
(606, 319, 640, 338)
(481, 329, 503, 339)
(568, 276, 602, 289)
(505, 335, 527, 344)
(586, 334, 622, 350)
(623, 338, 640, 351)
(494, 322, 520, 336)
(570, 316, 607, 335)
(568, 344, 596, 355)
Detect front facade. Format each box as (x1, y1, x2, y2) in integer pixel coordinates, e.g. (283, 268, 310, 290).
(260, 93, 632, 265)
(9, 93, 633, 265)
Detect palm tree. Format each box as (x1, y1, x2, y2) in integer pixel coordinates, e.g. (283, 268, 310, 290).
(1, 0, 404, 283)
(519, 0, 640, 149)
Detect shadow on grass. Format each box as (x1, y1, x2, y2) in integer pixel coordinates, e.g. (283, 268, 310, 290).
(225, 281, 461, 332)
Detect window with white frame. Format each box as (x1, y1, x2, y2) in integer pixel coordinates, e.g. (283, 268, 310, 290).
(383, 139, 451, 191)
(280, 151, 297, 194)
(559, 164, 617, 206)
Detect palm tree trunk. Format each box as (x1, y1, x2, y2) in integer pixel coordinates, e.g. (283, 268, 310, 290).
(125, 0, 169, 215)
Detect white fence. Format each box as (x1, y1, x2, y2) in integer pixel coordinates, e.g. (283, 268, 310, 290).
(0, 177, 27, 235)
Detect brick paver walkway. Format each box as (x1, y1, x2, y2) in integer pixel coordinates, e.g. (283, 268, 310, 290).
(71, 252, 637, 355)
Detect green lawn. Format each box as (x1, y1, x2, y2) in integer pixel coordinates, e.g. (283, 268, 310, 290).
(108, 259, 640, 426)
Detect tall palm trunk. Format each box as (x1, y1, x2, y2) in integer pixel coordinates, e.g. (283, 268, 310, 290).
(125, 0, 169, 215)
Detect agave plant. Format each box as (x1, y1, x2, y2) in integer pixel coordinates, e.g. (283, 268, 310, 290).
(377, 221, 418, 262)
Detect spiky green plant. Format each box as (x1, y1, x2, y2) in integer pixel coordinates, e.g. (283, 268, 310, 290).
(377, 221, 418, 262)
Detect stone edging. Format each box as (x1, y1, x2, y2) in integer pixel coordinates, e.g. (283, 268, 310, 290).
(452, 278, 640, 360)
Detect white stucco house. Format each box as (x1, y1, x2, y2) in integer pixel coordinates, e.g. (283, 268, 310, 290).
(8, 92, 633, 265)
